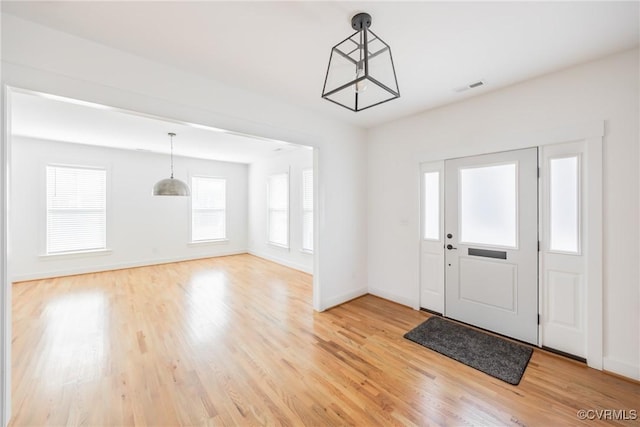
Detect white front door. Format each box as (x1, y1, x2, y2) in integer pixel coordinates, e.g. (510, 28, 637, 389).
(444, 148, 538, 344)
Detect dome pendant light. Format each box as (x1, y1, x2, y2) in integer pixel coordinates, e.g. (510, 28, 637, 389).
(152, 132, 191, 196)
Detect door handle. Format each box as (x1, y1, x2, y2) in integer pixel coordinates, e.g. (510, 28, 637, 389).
(446, 244, 457, 250)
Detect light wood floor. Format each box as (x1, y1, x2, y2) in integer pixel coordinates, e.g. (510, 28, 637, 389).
(10, 254, 639, 426)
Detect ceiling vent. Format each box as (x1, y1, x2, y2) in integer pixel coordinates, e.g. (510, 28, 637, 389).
(454, 80, 486, 93)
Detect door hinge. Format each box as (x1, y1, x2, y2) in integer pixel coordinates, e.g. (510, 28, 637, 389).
(538, 314, 541, 325)
(537, 167, 540, 178)
(538, 241, 540, 251)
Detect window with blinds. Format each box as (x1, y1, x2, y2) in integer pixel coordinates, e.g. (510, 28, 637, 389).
(191, 176, 226, 242)
(46, 165, 107, 254)
(302, 169, 313, 253)
(268, 173, 289, 247)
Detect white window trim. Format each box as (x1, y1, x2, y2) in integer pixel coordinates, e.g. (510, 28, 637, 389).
(189, 175, 228, 244)
(39, 248, 113, 260)
(301, 168, 313, 254)
(187, 239, 229, 247)
(422, 170, 441, 242)
(44, 163, 108, 256)
(267, 171, 290, 249)
(547, 153, 582, 256)
(269, 241, 290, 250)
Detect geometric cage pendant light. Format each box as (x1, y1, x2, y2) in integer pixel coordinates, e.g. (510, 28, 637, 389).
(321, 12, 400, 112)
(152, 132, 191, 196)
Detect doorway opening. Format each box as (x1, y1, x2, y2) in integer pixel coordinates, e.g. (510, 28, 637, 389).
(3, 86, 320, 422)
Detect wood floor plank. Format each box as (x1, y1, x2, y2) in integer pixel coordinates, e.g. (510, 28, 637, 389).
(10, 254, 640, 426)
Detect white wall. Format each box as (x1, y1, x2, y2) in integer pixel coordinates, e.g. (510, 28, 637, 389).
(367, 48, 639, 379)
(248, 148, 314, 274)
(1, 14, 367, 307)
(1, 15, 368, 423)
(10, 137, 248, 281)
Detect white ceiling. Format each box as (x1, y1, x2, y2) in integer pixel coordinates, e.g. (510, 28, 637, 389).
(11, 90, 306, 163)
(3, 1, 638, 129)
(6, 2, 638, 163)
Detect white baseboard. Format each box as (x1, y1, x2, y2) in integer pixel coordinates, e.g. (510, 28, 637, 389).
(11, 250, 248, 282)
(603, 356, 640, 381)
(247, 249, 313, 274)
(368, 288, 416, 309)
(319, 286, 368, 311)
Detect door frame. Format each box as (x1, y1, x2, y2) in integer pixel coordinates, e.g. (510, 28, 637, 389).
(0, 84, 325, 425)
(1, 81, 11, 427)
(418, 120, 603, 370)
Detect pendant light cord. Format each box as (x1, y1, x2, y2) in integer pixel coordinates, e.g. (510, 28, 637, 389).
(169, 132, 175, 179)
(359, 30, 363, 67)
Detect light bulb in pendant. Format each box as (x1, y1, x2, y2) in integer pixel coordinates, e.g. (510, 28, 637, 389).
(355, 67, 368, 93)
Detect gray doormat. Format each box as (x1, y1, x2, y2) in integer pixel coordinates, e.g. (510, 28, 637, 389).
(404, 316, 533, 385)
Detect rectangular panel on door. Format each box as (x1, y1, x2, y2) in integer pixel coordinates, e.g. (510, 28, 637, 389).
(445, 148, 538, 345)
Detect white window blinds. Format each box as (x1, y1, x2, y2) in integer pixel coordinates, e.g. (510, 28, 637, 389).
(191, 176, 226, 242)
(302, 169, 313, 252)
(46, 165, 107, 254)
(268, 173, 289, 247)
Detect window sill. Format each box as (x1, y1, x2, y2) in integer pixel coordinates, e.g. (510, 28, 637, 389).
(268, 242, 290, 251)
(39, 248, 112, 260)
(188, 239, 229, 247)
(547, 249, 582, 256)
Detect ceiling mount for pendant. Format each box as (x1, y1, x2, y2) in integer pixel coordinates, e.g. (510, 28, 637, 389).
(152, 132, 191, 197)
(321, 11, 399, 112)
(351, 12, 371, 30)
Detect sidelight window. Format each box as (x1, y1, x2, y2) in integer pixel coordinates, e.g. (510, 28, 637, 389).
(549, 156, 580, 253)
